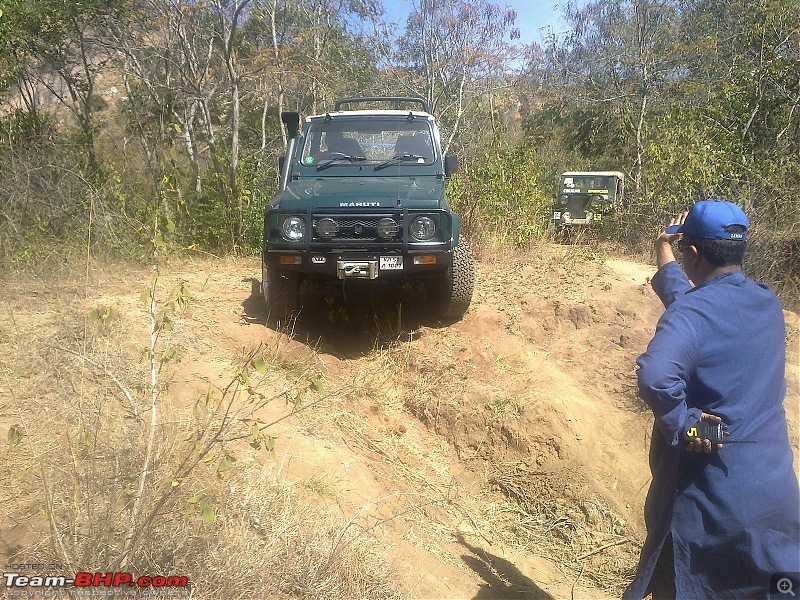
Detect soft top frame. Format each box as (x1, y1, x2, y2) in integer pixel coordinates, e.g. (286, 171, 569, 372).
(334, 97, 431, 114)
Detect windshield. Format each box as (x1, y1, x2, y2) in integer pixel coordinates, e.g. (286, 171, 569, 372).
(299, 118, 436, 169)
(561, 175, 620, 197)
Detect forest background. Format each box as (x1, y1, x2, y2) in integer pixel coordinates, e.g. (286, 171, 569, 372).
(0, 0, 798, 306)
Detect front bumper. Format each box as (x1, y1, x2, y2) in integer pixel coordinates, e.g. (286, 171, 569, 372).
(551, 211, 593, 226)
(263, 248, 452, 280)
(263, 205, 456, 279)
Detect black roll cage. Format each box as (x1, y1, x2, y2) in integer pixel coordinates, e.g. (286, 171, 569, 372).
(334, 97, 431, 113)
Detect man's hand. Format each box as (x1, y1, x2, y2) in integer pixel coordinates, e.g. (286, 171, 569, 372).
(658, 211, 688, 244)
(687, 412, 725, 453)
(656, 211, 688, 269)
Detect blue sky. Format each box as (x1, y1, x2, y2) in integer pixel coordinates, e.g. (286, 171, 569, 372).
(381, 0, 569, 46)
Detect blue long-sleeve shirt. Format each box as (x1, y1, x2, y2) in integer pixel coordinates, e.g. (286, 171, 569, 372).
(625, 261, 800, 599)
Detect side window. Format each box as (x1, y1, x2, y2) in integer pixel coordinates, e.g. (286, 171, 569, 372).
(299, 132, 319, 166)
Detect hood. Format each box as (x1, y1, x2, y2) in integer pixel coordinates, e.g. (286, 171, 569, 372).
(275, 177, 445, 210)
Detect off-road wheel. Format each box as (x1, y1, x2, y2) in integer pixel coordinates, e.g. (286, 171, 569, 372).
(262, 264, 300, 323)
(427, 241, 474, 321)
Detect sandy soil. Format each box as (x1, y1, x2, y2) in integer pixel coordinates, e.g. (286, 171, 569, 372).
(0, 242, 797, 599)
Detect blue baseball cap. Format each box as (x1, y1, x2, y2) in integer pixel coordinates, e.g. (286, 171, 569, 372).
(665, 200, 749, 240)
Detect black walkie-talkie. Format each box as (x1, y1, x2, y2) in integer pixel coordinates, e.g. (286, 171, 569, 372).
(685, 420, 757, 444)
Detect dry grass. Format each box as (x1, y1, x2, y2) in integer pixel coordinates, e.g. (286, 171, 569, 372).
(154, 464, 403, 599)
(486, 463, 638, 594)
(0, 245, 661, 599)
(0, 263, 401, 600)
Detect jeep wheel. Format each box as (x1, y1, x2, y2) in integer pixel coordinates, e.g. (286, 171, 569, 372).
(262, 264, 300, 323)
(427, 241, 474, 320)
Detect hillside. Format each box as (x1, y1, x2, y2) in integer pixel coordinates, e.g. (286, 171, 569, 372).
(0, 242, 797, 599)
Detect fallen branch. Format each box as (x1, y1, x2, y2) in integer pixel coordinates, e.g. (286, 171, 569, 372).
(576, 537, 630, 561)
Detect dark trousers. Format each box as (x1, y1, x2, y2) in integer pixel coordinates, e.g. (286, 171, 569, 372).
(646, 533, 677, 600)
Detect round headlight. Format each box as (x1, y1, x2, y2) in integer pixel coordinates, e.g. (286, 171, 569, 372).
(315, 217, 337, 238)
(281, 216, 306, 241)
(562, 211, 571, 221)
(410, 216, 436, 241)
(377, 218, 398, 239)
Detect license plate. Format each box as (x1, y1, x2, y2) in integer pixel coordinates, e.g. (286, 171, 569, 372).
(380, 256, 403, 270)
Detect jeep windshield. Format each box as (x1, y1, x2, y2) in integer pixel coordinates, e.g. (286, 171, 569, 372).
(560, 175, 621, 197)
(299, 118, 436, 170)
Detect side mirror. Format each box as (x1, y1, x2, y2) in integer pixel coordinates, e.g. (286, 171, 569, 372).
(278, 155, 285, 173)
(445, 153, 459, 176)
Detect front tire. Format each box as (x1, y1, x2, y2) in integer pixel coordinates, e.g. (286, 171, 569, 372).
(427, 241, 474, 321)
(262, 263, 300, 323)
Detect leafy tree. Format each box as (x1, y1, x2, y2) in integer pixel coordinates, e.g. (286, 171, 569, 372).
(0, 0, 129, 178)
(448, 144, 552, 246)
(642, 108, 736, 212)
(539, 0, 681, 199)
(676, 0, 800, 225)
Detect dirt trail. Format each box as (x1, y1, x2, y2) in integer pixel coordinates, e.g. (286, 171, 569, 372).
(1, 243, 797, 599)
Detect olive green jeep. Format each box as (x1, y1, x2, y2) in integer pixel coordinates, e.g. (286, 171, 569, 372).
(551, 171, 624, 227)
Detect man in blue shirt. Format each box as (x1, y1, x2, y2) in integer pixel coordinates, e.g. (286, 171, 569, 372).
(624, 200, 800, 599)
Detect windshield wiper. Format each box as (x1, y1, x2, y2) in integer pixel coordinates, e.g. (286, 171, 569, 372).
(374, 153, 427, 171)
(316, 154, 366, 171)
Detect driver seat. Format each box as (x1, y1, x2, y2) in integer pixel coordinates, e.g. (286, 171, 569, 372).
(393, 135, 431, 158)
(326, 135, 365, 158)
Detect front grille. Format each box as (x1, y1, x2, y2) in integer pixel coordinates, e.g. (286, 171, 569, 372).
(313, 216, 401, 242)
(567, 196, 591, 219)
(267, 207, 451, 251)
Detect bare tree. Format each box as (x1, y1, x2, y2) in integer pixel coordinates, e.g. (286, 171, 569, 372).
(211, 0, 251, 239)
(395, 0, 520, 154)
